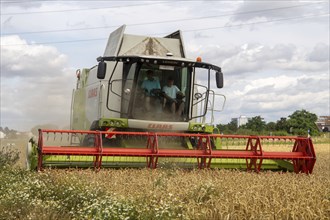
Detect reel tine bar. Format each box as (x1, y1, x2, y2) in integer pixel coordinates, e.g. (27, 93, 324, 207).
(37, 129, 316, 174)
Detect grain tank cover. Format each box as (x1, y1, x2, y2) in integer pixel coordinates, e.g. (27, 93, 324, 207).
(103, 25, 185, 58)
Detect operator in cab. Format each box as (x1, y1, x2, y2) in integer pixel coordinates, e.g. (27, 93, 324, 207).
(162, 76, 185, 117)
(141, 70, 161, 111)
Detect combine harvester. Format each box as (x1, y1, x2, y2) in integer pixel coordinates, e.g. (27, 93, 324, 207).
(36, 25, 316, 173)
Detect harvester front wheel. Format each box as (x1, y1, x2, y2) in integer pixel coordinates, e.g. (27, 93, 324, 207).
(82, 134, 96, 146)
(80, 120, 101, 146)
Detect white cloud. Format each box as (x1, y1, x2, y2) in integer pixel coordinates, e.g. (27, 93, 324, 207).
(1, 35, 75, 131)
(199, 43, 330, 76)
(309, 43, 330, 62)
(1, 36, 68, 77)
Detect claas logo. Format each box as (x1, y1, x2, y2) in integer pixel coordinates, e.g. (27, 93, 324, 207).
(148, 123, 173, 130)
(88, 88, 98, 98)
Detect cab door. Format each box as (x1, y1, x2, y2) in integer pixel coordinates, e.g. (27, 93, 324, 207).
(191, 67, 209, 122)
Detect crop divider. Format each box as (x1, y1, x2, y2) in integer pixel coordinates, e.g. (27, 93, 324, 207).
(146, 133, 159, 169)
(195, 135, 212, 169)
(292, 138, 316, 174)
(245, 136, 263, 173)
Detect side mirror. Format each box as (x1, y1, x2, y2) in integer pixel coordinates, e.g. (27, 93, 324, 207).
(216, 71, 224, 88)
(97, 61, 107, 79)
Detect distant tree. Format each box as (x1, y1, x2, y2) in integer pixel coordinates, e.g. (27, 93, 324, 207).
(242, 116, 266, 133)
(216, 124, 226, 132)
(218, 110, 320, 136)
(266, 122, 276, 131)
(287, 109, 319, 136)
(217, 120, 238, 134)
(276, 117, 289, 131)
(0, 127, 3, 132)
(4, 127, 10, 135)
(227, 120, 238, 132)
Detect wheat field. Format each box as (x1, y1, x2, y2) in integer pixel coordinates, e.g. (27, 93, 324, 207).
(0, 137, 329, 219)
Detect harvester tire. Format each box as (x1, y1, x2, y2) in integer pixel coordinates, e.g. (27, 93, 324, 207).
(80, 120, 100, 146)
(90, 120, 101, 130)
(82, 134, 95, 146)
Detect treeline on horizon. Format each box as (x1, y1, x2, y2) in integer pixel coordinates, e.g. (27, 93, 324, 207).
(0, 127, 20, 139)
(216, 109, 323, 136)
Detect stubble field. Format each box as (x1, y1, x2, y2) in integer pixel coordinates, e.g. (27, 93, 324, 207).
(0, 137, 329, 219)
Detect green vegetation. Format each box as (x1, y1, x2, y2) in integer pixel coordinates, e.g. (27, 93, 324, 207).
(0, 169, 141, 220)
(28, 138, 38, 170)
(0, 146, 19, 169)
(217, 109, 321, 136)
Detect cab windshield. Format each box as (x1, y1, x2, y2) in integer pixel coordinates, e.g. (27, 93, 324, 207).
(121, 62, 192, 122)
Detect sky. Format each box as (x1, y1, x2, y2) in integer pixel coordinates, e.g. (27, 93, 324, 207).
(1, 0, 329, 131)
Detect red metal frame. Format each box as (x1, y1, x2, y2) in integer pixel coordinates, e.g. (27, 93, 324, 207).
(37, 129, 316, 174)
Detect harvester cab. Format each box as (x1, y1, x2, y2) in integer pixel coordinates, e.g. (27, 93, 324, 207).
(34, 25, 315, 173)
(71, 25, 225, 136)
